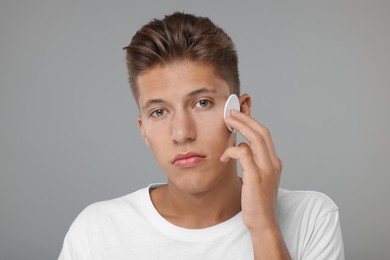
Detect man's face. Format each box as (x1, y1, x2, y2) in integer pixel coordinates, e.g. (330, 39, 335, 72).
(137, 60, 237, 194)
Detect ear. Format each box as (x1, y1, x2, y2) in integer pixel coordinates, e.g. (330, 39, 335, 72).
(137, 115, 150, 147)
(239, 93, 252, 115)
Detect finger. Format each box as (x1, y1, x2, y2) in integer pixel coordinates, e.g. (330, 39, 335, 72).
(220, 143, 261, 182)
(225, 114, 273, 169)
(226, 110, 280, 168)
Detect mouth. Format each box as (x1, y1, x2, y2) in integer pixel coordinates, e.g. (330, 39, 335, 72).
(172, 152, 206, 168)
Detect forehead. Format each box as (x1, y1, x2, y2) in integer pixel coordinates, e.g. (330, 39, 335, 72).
(136, 61, 230, 104)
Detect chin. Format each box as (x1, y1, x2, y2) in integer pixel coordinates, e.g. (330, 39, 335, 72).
(167, 168, 226, 195)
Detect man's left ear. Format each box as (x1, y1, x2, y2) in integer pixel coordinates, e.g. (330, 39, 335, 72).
(239, 93, 252, 115)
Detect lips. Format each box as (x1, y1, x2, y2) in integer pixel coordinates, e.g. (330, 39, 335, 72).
(172, 152, 206, 167)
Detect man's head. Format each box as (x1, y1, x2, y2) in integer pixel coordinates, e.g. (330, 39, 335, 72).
(124, 12, 251, 194)
(123, 12, 240, 103)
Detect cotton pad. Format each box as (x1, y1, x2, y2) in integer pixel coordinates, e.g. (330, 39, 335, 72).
(223, 94, 240, 132)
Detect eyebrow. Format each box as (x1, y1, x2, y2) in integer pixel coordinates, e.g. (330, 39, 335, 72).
(141, 99, 165, 111)
(185, 88, 218, 99)
(141, 88, 218, 110)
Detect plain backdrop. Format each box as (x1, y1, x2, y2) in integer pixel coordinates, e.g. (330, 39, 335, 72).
(1, 0, 389, 259)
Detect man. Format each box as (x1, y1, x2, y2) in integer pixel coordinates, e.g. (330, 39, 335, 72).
(59, 12, 344, 259)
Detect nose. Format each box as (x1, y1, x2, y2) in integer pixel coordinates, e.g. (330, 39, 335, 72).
(170, 110, 196, 144)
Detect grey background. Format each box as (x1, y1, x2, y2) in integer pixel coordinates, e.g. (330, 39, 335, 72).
(1, 0, 389, 259)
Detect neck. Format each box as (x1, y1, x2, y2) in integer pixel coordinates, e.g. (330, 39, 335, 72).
(151, 170, 242, 229)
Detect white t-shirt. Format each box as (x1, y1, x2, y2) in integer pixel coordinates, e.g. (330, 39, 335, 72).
(59, 184, 345, 260)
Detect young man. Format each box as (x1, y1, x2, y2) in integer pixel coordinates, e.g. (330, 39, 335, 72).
(59, 12, 344, 259)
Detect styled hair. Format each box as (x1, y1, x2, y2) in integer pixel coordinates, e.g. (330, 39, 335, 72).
(123, 12, 240, 100)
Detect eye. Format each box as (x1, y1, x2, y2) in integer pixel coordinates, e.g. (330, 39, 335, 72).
(151, 109, 165, 117)
(195, 99, 211, 108)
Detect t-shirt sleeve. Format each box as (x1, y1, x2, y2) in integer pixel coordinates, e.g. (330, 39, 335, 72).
(58, 231, 86, 260)
(302, 209, 345, 260)
(58, 233, 78, 260)
(58, 209, 92, 260)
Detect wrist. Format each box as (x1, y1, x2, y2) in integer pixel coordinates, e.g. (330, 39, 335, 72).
(249, 225, 291, 260)
(248, 223, 282, 241)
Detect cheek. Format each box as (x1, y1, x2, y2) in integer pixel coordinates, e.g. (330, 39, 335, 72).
(197, 112, 234, 148)
(198, 109, 228, 133)
(195, 106, 225, 126)
(148, 138, 171, 167)
(142, 122, 171, 153)
(142, 117, 170, 140)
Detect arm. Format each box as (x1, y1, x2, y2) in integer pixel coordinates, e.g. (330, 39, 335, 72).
(221, 97, 291, 260)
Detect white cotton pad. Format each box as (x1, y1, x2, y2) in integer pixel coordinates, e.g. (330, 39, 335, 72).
(223, 94, 240, 132)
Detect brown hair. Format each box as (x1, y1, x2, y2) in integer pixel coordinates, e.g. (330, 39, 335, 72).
(123, 12, 240, 101)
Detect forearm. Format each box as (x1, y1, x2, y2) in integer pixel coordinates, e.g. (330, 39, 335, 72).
(250, 226, 291, 260)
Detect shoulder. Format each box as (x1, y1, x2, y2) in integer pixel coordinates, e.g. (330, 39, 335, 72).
(277, 189, 345, 259)
(69, 186, 149, 230)
(277, 188, 339, 222)
(58, 184, 161, 259)
(278, 188, 339, 210)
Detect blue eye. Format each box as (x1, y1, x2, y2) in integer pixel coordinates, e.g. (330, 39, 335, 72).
(196, 99, 210, 108)
(151, 109, 165, 117)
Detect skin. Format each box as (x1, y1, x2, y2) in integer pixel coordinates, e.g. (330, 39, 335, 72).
(137, 60, 291, 259)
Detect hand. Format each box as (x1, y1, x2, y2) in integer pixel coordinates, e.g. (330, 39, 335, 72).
(220, 108, 282, 233)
